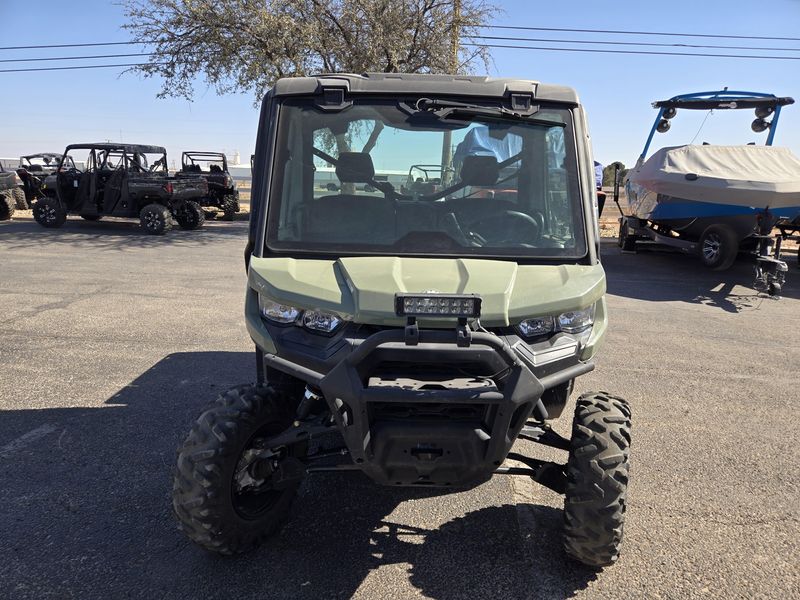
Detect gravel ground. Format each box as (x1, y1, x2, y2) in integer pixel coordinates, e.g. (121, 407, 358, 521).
(0, 214, 798, 599)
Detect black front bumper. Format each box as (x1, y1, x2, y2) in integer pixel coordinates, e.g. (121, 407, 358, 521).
(263, 327, 593, 488)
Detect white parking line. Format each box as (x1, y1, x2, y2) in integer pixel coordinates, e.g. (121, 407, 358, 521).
(0, 424, 58, 458)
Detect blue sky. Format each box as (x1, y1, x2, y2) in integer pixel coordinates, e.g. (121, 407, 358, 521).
(1, 0, 799, 168)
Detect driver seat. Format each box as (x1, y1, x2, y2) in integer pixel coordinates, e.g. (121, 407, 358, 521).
(303, 152, 396, 243)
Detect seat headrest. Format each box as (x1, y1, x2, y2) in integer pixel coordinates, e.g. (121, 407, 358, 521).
(336, 152, 374, 183)
(460, 155, 499, 186)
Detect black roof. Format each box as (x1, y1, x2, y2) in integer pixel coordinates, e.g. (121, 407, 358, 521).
(270, 73, 580, 104)
(653, 97, 794, 111)
(64, 143, 166, 154)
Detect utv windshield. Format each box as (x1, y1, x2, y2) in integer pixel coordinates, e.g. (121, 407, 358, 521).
(265, 98, 587, 259)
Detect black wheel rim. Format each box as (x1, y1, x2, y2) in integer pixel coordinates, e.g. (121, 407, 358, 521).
(702, 233, 721, 263)
(38, 204, 57, 224)
(143, 210, 162, 231)
(230, 425, 287, 520)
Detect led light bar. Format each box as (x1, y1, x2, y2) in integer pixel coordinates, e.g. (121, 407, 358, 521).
(395, 293, 481, 318)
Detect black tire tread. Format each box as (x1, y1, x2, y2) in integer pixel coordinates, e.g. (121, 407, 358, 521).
(220, 195, 238, 221)
(563, 391, 631, 568)
(0, 192, 14, 220)
(32, 197, 66, 228)
(175, 200, 206, 230)
(700, 224, 738, 271)
(139, 203, 172, 235)
(172, 383, 301, 555)
(12, 187, 28, 210)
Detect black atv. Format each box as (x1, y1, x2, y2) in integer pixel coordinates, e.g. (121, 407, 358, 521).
(34, 143, 208, 235)
(16, 153, 68, 208)
(0, 163, 25, 219)
(177, 151, 241, 220)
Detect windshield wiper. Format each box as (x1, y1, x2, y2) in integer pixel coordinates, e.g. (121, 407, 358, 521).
(415, 97, 565, 127)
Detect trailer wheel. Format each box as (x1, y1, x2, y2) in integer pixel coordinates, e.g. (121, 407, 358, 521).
(33, 197, 66, 228)
(618, 219, 636, 252)
(617, 219, 625, 248)
(139, 203, 172, 235)
(172, 383, 307, 555)
(175, 200, 205, 230)
(699, 224, 738, 270)
(563, 392, 631, 568)
(0, 192, 14, 221)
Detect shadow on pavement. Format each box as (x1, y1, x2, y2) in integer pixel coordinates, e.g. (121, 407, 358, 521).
(602, 244, 800, 311)
(0, 217, 248, 252)
(0, 351, 595, 600)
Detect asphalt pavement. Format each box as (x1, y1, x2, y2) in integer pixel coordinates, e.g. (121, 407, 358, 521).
(0, 215, 798, 599)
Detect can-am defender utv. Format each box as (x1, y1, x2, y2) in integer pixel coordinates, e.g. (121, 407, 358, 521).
(34, 143, 208, 235)
(173, 74, 631, 568)
(177, 151, 241, 220)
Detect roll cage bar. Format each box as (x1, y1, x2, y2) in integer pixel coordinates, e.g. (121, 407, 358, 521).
(639, 90, 795, 161)
(182, 152, 228, 171)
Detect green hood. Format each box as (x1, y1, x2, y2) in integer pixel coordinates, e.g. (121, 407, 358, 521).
(248, 256, 605, 327)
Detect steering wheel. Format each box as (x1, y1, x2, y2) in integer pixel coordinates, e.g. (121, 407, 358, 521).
(465, 211, 541, 246)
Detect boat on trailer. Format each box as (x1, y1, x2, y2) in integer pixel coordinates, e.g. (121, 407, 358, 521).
(616, 90, 799, 295)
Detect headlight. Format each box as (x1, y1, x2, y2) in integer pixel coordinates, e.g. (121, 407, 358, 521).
(259, 296, 347, 332)
(517, 316, 555, 337)
(303, 310, 344, 333)
(259, 297, 301, 324)
(515, 304, 595, 338)
(558, 305, 595, 334)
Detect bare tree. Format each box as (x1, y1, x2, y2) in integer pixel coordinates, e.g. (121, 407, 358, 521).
(121, 0, 496, 102)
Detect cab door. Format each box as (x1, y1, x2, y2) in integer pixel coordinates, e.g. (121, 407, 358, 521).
(103, 167, 128, 215)
(75, 151, 100, 215)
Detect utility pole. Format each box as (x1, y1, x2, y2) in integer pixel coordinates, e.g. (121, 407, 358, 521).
(441, 0, 460, 184)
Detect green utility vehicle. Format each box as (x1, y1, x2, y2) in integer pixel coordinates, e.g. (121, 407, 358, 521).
(173, 74, 630, 568)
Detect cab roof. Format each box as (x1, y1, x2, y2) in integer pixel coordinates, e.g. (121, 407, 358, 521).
(269, 73, 580, 105)
(64, 143, 166, 154)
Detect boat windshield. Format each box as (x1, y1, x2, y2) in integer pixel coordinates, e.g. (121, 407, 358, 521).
(265, 98, 587, 260)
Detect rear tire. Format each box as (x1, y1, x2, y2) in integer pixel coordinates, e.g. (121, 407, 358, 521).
(33, 197, 66, 228)
(172, 383, 306, 555)
(699, 224, 738, 270)
(12, 188, 28, 210)
(139, 203, 172, 235)
(0, 192, 14, 220)
(563, 392, 631, 568)
(220, 194, 238, 221)
(175, 200, 205, 230)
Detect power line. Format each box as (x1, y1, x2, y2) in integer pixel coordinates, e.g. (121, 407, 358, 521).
(0, 41, 142, 51)
(0, 52, 153, 64)
(463, 42, 800, 60)
(0, 62, 161, 73)
(5, 22, 800, 52)
(472, 34, 800, 53)
(482, 25, 800, 42)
